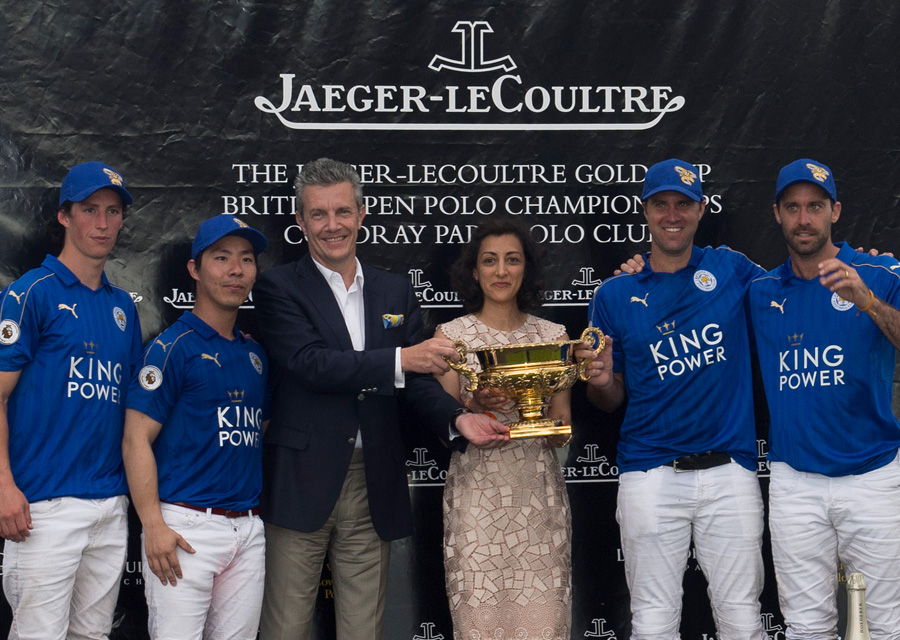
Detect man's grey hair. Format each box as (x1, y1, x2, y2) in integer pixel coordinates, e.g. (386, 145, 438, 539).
(294, 158, 363, 217)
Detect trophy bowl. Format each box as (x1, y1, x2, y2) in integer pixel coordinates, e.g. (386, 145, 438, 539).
(448, 327, 604, 439)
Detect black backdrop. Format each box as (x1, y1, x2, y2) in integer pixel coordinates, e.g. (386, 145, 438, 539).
(3, 1, 900, 638)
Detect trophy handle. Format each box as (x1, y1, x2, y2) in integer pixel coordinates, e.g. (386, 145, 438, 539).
(576, 327, 606, 381)
(446, 340, 479, 391)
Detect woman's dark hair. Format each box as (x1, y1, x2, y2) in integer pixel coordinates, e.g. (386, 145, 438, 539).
(450, 217, 545, 313)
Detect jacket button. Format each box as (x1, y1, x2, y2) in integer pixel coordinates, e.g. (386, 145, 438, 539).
(348, 437, 356, 445)
(357, 393, 365, 401)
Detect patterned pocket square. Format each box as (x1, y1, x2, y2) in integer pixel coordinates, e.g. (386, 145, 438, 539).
(382, 313, 404, 329)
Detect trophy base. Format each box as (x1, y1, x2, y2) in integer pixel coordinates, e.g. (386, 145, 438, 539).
(508, 419, 572, 439)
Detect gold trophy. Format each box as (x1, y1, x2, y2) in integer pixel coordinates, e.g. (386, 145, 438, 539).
(448, 327, 605, 439)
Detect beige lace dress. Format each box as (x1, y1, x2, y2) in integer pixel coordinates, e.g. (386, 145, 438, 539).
(439, 314, 572, 640)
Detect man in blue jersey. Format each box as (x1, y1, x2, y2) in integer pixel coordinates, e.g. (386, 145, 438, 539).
(0, 161, 141, 639)
(578, 159, 767, 640)
(748, 159, 900, 638)
(123, 215, 269, 639)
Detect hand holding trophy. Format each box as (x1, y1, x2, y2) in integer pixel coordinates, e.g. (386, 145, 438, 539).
(447, 327, 604, 438)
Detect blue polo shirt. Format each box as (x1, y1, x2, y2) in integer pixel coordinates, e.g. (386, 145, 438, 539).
(127, 311, 269, 511)
(0, 255, 142, 501)
(589, 245, 763, 472)
(748, 242, 900, 476)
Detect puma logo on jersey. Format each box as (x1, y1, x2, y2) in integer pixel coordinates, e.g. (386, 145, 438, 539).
(630, 293, 649, 307)
(201, 353, 221, 367)
(58, 303, 78, 318)
(154, 339, 172, 352)
(891, 264, 900, 271)
(770, 299, 786, 314)
(7, 291, 23, 304)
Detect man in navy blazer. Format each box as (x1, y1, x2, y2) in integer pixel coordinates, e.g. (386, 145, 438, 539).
(254, 158, 509, 640)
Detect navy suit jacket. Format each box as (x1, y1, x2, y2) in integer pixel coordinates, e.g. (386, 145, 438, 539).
(253, 254, 465, 540)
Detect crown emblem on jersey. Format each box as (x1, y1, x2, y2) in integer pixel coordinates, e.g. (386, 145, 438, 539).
(786, 332, 804, 347)
(84, 340, 99, 354)
(675, 166, 697, 185)
(228, 389, 245, 403)
(103, 168, 124, 186)
(656, 320, 676, 336)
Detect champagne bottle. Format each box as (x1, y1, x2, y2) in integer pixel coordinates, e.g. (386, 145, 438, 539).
(844, 572, 871, 640)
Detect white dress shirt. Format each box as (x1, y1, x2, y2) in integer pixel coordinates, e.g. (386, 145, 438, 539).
(311, 257, 405, 447)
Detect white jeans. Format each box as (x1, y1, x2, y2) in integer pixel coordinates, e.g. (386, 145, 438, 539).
(143, 503, 265, 640)
(617, 462, 766, 640)
(769, 455, 900, 640)
(3, 495, 128, 640)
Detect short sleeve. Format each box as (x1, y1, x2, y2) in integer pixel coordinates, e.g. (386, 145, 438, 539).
(127, 336, 187, 424)
(0, 282, 45, 371)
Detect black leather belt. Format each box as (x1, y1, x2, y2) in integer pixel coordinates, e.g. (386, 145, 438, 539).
(664, 451, 731, 472)
(166, 501, 260, 518)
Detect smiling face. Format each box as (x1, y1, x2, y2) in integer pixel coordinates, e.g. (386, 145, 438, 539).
(643, 190, 705, 261)
(774, 182, 841, 260)
(473, 233, 526, 308)
(58, 188, 124, 263)
(296, 181, 366, 280)
(188, 235, 257, 312)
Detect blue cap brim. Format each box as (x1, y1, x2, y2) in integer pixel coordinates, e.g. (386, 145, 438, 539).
(192, 227, 268, 260)
(642, 184, 703, 202)
(62, 184, 133, 207)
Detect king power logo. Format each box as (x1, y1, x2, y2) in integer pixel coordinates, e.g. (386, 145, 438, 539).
(255, 20, 685, 130)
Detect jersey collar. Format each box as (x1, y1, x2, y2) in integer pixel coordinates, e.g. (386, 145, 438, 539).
(777, 242, 852, 282)
(639, 245, 703, 279)
(182, 310, 245, 343)
(41, 254, 111, 289)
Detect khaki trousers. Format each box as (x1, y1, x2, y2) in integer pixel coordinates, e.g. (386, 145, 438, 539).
(259, 449, 391, 640)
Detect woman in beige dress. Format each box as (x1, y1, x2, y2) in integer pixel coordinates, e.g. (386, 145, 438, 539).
(434, 218, 572, 640)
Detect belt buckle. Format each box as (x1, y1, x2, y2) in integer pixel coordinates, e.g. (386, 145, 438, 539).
(672, 457, 689, 472)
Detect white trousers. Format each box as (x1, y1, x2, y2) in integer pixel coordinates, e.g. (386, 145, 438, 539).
(769, 455, 900, 640)
(617, 462, 766, 640)
(3, 495, 128, 640)
(142, 503, 265, 640)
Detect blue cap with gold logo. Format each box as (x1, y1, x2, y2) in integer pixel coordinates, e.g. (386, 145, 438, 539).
(774, 159, 837, 203)
(641, 159, 703, 202)
(191, 215, 268, 259)
(59, 161, 133, 207)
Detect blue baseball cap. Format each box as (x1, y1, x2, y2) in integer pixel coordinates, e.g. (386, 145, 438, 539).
(59, 161, 133, 207)
(191, 215, 268, 260)
(641, 159, 703, 202)
(774, 158, 837, 203)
